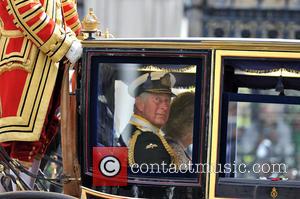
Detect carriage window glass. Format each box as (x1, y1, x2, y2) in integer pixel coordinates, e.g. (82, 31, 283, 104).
(89, 62, 200, 177)
(225, 100, 300, 179)
(222, 58, 300, 181)
(91, 64, 196, 144)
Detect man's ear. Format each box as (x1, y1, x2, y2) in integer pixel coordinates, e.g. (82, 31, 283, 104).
(135, 96, 145, 113)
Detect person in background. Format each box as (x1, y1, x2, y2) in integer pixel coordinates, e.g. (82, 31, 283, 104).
(165, 92, 195, 167)
(165, 91, 195, 199)
(0, 0, 82, 189)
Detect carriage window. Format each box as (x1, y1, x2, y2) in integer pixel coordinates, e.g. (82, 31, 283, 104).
(223, 95, 300, 180)
(90, 63, 199, 177)
(84, 54, 206, 185)
(90, 63, 197, 148)
(220, 58, 300, 181)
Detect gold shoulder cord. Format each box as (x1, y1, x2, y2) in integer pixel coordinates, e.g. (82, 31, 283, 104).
(128, 130, 141, 166)
(156, 133, 179, 167)
(128, 130, 179, 167)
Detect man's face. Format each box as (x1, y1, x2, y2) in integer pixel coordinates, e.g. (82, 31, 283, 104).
(136, 93, 171, 128)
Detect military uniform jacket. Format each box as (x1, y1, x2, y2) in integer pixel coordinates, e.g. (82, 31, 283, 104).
(120, 114, 177, 166)
(0, 0, 80, 161)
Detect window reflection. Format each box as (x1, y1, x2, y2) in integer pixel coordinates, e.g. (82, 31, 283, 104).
(226, 99, 300, 179)
(91, 63, 198, 169)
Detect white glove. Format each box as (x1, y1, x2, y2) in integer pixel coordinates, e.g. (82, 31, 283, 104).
(66, 40, 83, 64)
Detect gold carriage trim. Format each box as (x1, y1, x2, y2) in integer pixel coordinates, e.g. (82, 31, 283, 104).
(271, 187, 278, 199)
(140, 64, 196, 73)
(81, 186, 134, 199)
(237, 67, 300, 74)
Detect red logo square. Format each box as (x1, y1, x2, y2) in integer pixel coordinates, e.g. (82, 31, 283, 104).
(93, 147, 128, 186)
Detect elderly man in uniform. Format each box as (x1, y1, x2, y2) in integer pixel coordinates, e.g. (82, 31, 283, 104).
(0, 0, 82, 190)
(119, 71, 177, 167)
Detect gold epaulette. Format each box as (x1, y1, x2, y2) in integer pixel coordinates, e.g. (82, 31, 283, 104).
(128, 130, 141, 166)
(155, 132, 179, 167)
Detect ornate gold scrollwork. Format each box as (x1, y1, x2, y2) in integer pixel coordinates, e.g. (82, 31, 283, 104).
(271, 187, 278, 199)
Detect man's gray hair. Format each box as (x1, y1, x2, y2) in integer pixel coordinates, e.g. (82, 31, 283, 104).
(133, 92, 150, 113)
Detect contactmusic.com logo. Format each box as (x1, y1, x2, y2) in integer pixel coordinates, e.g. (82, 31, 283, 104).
(93, 147, 128, 186)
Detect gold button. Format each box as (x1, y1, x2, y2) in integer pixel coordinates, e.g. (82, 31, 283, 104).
(56, 19, 62, 25)
(50, 44, 56, 51)
(23, 59, 31, 66)
(28, 156, 31, 160)
(59, 34, 64, 41)
(32, 146, 36, 150)
(29, 151, 33, 155)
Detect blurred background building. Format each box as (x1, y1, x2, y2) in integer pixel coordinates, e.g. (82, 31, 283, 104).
(187, 0, 300, 39)
(78, 0, 184, 38)
(77, 0, 300, 39)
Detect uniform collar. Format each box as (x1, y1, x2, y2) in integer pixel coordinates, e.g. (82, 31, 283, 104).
(119, 114, 165, 147)
(129, 114, 165, 136)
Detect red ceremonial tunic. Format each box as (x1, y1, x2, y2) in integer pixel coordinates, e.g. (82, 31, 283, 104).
(0, 0, 81, 162)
